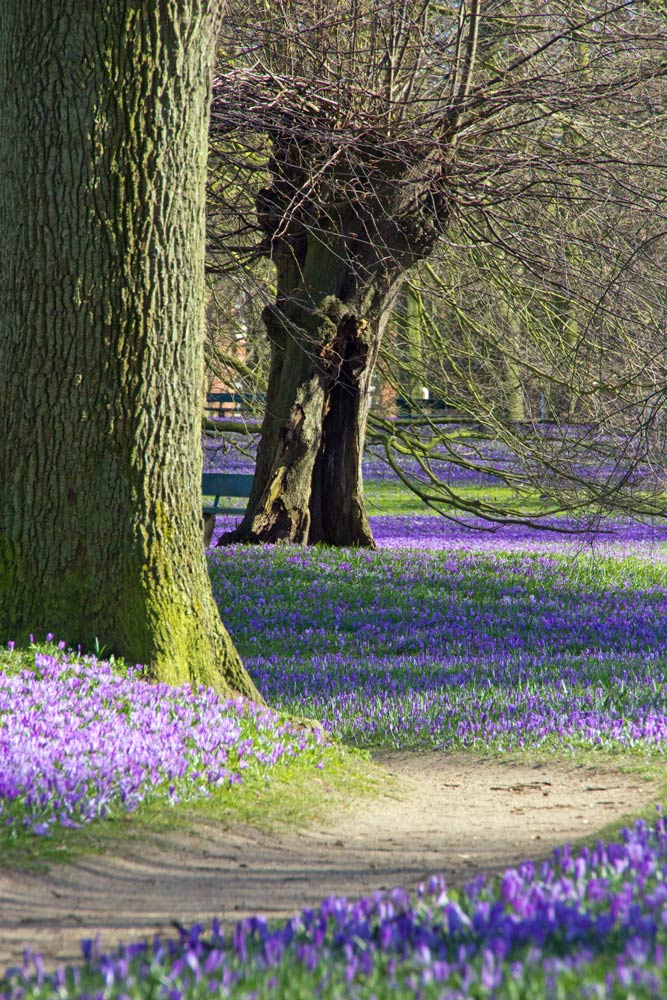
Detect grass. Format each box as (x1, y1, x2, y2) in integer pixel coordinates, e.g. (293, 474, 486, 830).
(4, 484, 667, 997)
(0, 734, 382, 877)
(4, 504, 667, 863)
(0, 642, 385, 873)
(207, 537, 667, 755)
(364, 479, 548, 516)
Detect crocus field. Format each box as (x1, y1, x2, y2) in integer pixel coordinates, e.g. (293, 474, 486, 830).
(4, 449, 667, 998)
(0, 649, 329, 840)
(209, 519, 667, 754)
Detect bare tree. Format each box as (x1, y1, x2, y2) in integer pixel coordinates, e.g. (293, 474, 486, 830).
(209, 0, 667, 545)
(374, 18, 667, 523)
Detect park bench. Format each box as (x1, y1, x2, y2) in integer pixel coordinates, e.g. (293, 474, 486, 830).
(202, 472, 253, 545)
(205, 391, 266, 418)
(395, 395, 456, 418)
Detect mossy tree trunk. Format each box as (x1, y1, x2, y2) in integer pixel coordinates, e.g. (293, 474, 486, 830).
(0, 1, 260, 700)
(395, 283, 427, 408)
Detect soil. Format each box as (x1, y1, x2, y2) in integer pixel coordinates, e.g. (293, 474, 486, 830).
(0, 751, 659, 973)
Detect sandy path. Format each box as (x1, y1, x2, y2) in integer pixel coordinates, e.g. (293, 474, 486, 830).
(0, 752, 658, 972)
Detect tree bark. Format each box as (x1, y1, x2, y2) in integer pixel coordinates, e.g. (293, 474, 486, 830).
(219, 244, 402, 548)
(395, 283, 427, 407)
(0, 1, 260, 700)
(309, 308, 388, 548)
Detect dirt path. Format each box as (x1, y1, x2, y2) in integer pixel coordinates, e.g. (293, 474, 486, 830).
(0, 752, 658, 972)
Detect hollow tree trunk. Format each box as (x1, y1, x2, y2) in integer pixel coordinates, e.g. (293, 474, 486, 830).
(0, 1, 260, 700)
(219, 233, 402, 547)
(309, 312, 388, 548)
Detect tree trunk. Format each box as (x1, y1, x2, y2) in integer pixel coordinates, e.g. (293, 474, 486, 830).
(219, 234, 402, 547)
(499, 301, 526, 424)
(395, 282, 427, 407)
(211, 77, 449, 550)
(309, 311, 389, 548)
(0, 1, 260, 700)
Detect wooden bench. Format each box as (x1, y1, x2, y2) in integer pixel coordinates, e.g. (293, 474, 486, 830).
(205, 392, 266, 418)
(202, 472, 253, 545)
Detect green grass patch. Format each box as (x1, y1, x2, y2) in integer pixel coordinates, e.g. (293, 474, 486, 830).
(1, 736, 384, 874)
(364, 479, 551, 516)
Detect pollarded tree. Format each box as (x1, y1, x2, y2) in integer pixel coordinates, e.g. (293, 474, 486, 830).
(212, 0, 462, 547)
(210, 0, 667, 546)
(0, 1, 260, 700)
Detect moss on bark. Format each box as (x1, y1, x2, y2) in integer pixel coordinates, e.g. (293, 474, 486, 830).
(0, 1, 260, 701)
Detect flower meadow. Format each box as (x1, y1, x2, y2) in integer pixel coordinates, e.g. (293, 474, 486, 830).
(209, 518, 667, 753)
(5, 481, 667, 995)
(0, 649, 328, 840)
(6, 814, 667, 998)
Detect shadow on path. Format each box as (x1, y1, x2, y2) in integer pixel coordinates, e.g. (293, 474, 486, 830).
(0, 752, 657, 971)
